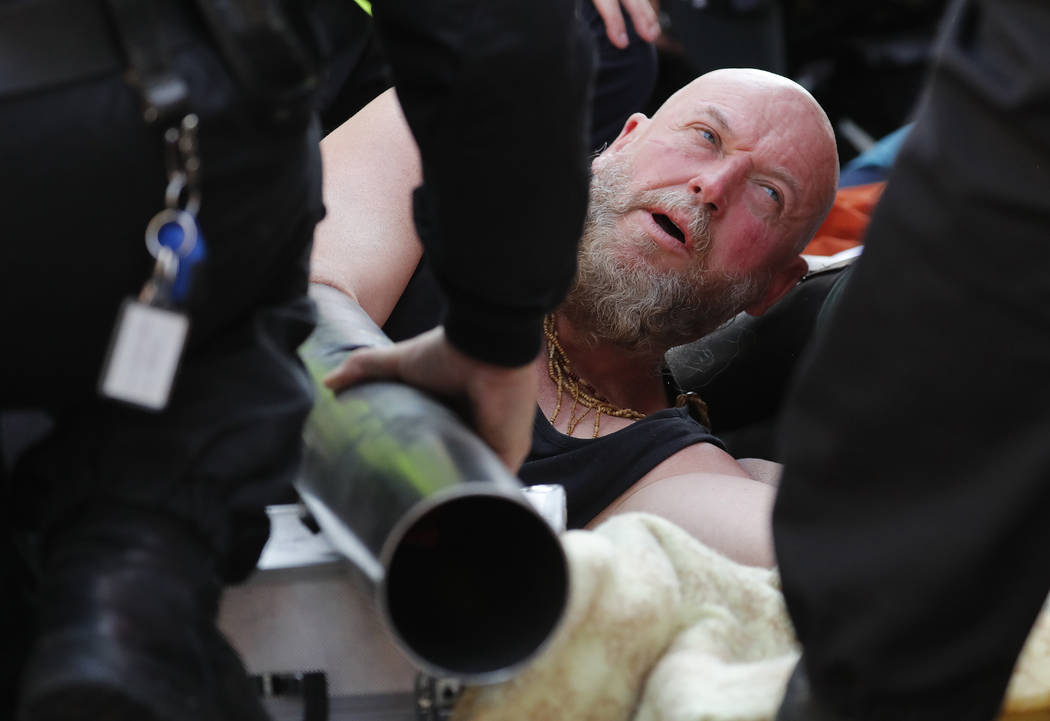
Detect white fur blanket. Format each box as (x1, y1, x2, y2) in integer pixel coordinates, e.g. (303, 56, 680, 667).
(452, 513, 1050, 721)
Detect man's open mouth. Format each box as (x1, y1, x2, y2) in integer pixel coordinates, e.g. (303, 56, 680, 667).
(652, 213, 685, 244)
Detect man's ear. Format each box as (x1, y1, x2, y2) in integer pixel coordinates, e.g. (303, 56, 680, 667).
(607, 112, 648, 152)
(744, 256, 809, 317)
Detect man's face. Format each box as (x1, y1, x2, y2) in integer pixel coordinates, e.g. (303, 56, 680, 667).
(564, 69, 837, 351)
(562, 151, 765, 351)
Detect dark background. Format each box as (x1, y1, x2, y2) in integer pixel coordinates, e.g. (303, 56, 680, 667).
(648, 0, 951, 164)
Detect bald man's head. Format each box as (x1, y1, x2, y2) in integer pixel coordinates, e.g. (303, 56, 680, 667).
(564, 69, 839, 350)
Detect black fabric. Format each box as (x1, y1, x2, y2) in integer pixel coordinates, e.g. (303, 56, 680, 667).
(19, 506, 272, 721)
(1, 0, 322, 570)
(316, 0, 656, 149)
(1, 13, 320, 715)
(375, 0, 594, 367)
(0, 524, 35, 716)
(0, 0, 594, 573)
(383, 255, 447, 343)
(316, 4, 391, 135)
(0, 0, 132, 98)
(2, 0, 594, 718)
(521, 406, 724, 529)
(776, 663, 855, 721)
(382, 4, 660, 344)
(578, 0, 659, 151)
(666, 266, 851, 459)
(772, 0, 1050, 719)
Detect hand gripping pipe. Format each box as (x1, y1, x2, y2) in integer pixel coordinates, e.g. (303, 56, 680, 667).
(295, 283, 569, 684)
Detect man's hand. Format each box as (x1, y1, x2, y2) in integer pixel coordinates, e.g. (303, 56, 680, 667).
(592, 0, 661, 48)
(323, 327, 538, 473)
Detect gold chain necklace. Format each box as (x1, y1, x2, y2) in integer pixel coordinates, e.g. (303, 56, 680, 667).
(544, 314, 646, 438)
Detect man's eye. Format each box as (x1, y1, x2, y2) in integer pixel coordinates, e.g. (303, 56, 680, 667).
(763, 185, 781, 203)
(700, 129, 717, 145)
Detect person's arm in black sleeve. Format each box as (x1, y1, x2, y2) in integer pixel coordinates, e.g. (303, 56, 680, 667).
(371, 0, 595, 367)
(772, 1, 1050, 720)
(322, 0, 595, 471)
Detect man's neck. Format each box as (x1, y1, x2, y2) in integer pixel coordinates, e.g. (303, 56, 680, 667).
(543, 313, 670, 415)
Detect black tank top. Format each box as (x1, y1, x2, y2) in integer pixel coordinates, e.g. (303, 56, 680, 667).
(520, 406, 723, 529)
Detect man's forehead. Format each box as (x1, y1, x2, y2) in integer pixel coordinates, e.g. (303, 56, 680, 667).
(700, 103, 732, 133)
(677, 79, 831, 173)
(677, 98, 807, 180)
(668, 69, 822, 125)
(672, 84, 800, 129)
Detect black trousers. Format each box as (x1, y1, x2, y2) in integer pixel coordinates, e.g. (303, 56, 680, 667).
(0, 0, 322, 567)
(0, 2, 322, 708)
(773, 1, 1050, 719)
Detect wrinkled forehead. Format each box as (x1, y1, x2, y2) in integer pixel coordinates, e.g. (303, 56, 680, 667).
(665, 71, 830, 148)
(662, 70, 838, 214)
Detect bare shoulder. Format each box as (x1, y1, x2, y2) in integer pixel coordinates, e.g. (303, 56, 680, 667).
(633, 441, 751, 489)
(589, 468, 778, 567)
(575, 416, 781, 567)
(736, 457, 783, 487)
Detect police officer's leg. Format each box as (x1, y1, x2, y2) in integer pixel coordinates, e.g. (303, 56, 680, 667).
(774, 1, 1050, 718)
(14, 281, 317, 721)
(3, 1, 324, 717)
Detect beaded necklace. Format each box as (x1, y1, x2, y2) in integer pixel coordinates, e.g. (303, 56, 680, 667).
(543, 313, 646, 438)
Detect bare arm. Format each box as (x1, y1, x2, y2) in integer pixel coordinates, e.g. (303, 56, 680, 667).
(737, 457, 783, 487)
(587, 442, 777, 567)
(310, 88, 423, 326)
(591, 471, 776, 568)
(311, 89, 543, 472)
(313, 1, 592, 473)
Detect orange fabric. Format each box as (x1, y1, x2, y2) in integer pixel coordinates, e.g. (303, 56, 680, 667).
(803, 181, 886, 257)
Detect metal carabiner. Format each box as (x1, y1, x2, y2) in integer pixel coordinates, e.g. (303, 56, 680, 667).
(145, 207, 198, 260)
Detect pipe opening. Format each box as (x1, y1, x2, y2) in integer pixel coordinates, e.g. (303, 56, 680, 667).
(383, 494, 568, 680)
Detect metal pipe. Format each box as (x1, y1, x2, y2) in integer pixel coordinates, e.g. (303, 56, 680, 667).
(295, 283, 568, 684)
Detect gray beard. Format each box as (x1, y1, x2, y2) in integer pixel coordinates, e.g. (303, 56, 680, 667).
(561, 156, 766, 353)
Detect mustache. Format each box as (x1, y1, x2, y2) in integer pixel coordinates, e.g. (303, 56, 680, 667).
(633, 187, 712, 253)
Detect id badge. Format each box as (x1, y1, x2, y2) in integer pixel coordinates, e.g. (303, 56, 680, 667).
(99, 298, 189, 411)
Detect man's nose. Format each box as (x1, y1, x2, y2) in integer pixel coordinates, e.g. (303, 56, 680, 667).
(687, 159, 745, 214)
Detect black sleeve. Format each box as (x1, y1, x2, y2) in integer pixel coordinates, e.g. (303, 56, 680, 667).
(371, 0, 595, 366)
(772, 1, 1050, 719)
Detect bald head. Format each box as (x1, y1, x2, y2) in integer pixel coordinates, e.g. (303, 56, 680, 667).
(651, 68, 839, 254)
(568, 68, 840, 350)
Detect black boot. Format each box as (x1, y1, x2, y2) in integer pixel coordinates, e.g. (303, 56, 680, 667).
(17, 506, 271, 721)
